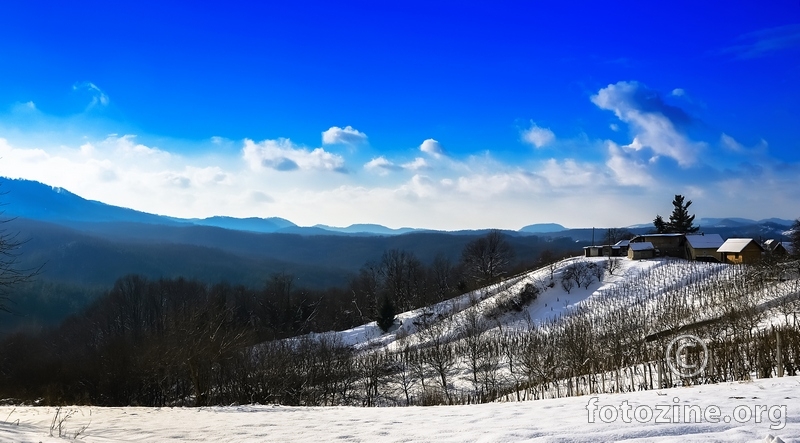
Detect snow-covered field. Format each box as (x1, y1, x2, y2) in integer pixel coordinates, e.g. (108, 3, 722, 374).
(4, 257, 797, 441)
(329, 256, 658, 351)
(2, 376, 798, 442)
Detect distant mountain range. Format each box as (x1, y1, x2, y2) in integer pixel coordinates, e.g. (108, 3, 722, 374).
(180, 216, 297, 233)
(628, 217, 795, 230)
(695, 217, 796, 228)
(1, 176, 795, 335)
(519, 223, 567, 233)
(1, 177, 795, 237)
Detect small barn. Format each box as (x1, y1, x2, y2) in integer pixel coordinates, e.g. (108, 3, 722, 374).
(583, 246, 603, 257)
(584, 240, 631, 258)
(764, 239, 791, 256)
(613, 239, 630, 257)
(685, 233, 724, 262)
(628, 242, 655, 260)
(717, 238, 764, 264)
(629, 234, 686, 258)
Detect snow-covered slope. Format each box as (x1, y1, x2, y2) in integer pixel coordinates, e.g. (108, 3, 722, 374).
(326, 256, 717, 351)
(2, 257, 798, 442)
(1, 376, 797, 442)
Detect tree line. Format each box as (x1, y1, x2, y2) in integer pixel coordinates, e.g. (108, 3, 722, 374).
(0, 231, 573, 405)
(1, 212, 798, 407)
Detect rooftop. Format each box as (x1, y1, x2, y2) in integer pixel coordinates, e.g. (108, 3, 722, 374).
(685, 233, 724, 249)
(629, 242, 655, 251)
(717, 238, 763, 253)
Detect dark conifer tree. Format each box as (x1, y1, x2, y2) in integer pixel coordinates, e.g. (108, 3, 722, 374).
(791, 218, 800, 258)
(376, 296, 396, 332)
(652, 215, 668, 234)
(667, 194, 699, 233)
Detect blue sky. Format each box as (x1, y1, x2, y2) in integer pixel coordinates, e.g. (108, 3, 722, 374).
(1, 1, 799, 230)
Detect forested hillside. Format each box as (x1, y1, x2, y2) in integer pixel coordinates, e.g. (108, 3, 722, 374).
(3, 250, 799, 407)
(3, 217, 579, 333)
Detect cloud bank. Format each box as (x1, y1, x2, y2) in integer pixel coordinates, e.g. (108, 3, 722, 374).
(0, 82, 797, 230)
(592, 81, 702, 167)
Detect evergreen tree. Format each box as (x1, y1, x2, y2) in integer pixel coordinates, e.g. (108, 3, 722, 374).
(376, 296, 396, 332)
(791, 218, 800, 258)
(667, 195, 699, 233)
(652, 215, 668, 234)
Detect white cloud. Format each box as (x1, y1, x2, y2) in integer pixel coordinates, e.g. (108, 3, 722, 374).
(396, 174, 437, 200)
(73, 81, 109, 108)
(321, 126, 368, 145)
(364, 156, 401, 175)
(250, 191, 274, 204)
(720, 133, 768, 156)
(402, 157, 428, 171)
(538, 158, 601, 188)
(11, 101, 37, 114)
(1, 81, 799, 231)
(592, 81, 702, 166)
(522, 122, 556, 148)
(242, 138, 346, 172)
(671, 88, 685, 97)
(163, 173, 192, 188)
(605, 141, 653, 187)
(454, 172, 539, 197)
(110, 135, 171, 160)
(364, 156, 429, 175)
(721, 24, 800, 59)
(419, 139, 445, 158)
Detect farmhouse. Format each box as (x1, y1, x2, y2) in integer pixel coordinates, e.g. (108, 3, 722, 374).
(628, 242, 655, 260)
(717, 238, 763, 264)
(629, 233, 686, 258)
(763, 239, 792, 256)
(611, 239, 630, 257)
(583, 239, 631, 258)
(583, 246, 603, 257)
(684, 233, 724, 262)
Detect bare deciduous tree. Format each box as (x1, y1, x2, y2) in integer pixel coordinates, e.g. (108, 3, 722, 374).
(461, 230, 515, 285)
(0, 214, 40, 312)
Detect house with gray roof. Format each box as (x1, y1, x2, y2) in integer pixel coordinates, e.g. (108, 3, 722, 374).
(628, 242, 655, 260)
(684, 233, 724, 262)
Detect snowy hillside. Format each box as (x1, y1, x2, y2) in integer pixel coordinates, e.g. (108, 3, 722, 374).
(260, 255, 800, 408)
(1, 376, 798, 442)
(1, 256, 798, 441)
(327, 256, 707, 351)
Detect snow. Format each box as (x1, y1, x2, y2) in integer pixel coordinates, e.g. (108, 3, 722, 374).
(325, 256, 660, 351)
(4, 256, 797, 442)
(718, 238, 760, 253)
(1, 376, 798, 442)
(684, 233, 724, 249)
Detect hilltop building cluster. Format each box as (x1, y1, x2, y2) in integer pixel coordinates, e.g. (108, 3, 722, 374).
(583, 233, 793, 264)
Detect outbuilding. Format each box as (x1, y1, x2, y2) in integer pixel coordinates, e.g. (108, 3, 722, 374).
(717, 238, 764, 264)
(764, 239, 792, 256)
(628, 242, 655, 260)
(629, 234, 686, 258)
(685, 233, 724, 262)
